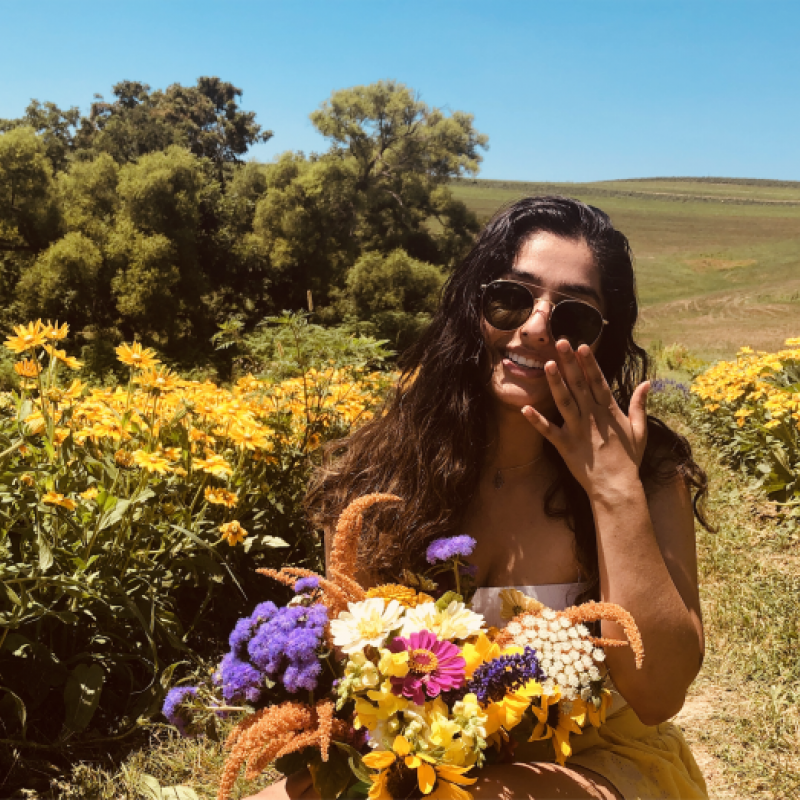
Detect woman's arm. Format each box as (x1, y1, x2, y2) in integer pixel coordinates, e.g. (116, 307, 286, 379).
(522, 341, 704, 725)
(589, 470, 703, 724)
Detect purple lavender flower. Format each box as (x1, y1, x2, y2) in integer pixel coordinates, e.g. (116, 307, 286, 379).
(426, 535, 477, 564)
(162, 686, 198, 737)
(294, 576, 320, 593)
(462, 647, 542, 704)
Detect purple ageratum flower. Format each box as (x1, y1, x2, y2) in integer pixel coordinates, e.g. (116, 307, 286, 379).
(388, 630, 466, 705)
(294, 576, 320, 593)
(426, 535, 477, 564)
(218, 652, 265, 705)
(162, 686, 198, 737)
(246, 603, 328, 695)
(228, 601, 278, 658)
(463, 646, 542, 704)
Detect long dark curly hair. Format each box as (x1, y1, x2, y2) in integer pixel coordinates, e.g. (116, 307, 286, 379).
(306, 196, 709, 597)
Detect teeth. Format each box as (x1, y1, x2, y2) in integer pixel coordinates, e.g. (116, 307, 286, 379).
(506, 351, 543, 369)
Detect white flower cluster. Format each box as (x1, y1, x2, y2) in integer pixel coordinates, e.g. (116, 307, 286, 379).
(505, 608, 606, 701)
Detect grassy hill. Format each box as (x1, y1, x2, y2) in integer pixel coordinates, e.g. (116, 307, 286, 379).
(451, 177, 800, 360)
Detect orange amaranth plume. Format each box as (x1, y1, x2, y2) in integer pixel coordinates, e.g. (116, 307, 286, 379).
(562, 601, 645, 669)
(328, 492, 401, 578)
(217, 700, 348, 800)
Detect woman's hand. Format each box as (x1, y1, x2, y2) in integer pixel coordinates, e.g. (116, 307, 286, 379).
(242, 770, 319, 800)
(521, 340, 649, 497)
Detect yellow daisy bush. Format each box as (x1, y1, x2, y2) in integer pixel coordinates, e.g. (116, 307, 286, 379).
(692, 338, 800, 502)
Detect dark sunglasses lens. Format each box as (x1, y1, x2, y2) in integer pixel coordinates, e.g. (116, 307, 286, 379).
(483, 283, 533, 330)
(550, 301, 604, 348)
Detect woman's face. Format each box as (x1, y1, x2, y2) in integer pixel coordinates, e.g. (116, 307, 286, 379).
(481, 231, 605, 417)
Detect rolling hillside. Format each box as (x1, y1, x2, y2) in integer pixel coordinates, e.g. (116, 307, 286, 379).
(451, 178, 800, 360)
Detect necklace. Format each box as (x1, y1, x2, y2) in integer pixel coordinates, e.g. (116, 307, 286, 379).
(493, 453, 545, 489)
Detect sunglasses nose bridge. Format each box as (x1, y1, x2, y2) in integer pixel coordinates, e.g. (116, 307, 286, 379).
(520, 295, 553, 339)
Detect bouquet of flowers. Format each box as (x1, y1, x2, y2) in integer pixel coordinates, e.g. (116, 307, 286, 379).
(164, 494, 644, 800)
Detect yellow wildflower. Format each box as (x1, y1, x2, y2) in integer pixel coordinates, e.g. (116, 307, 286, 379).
(42, 491, 76, 511)
(204, 487, 238, 507)
(219, 520, 248, 546)
(193, 453, 233, 477)
(528, 684, 584, 766)
(42, 320, 69, 341)
(14, 359, 41, 378)
(228, 424, 270, 451)
(20, 474, 35, 487)
(114, 449, 133, 469)
(115, 342, 160, 370)
(81, 487, 99, 501)
(132, 450, 172, 474)
(498, 588, 545, 620)
(44, 345, 83, 370)
(366, 584, 434, 608)
(4, 321, 46, 353)
(136, 366, 178, 392)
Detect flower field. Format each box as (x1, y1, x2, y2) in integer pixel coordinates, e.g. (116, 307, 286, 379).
(692, 338, 800, 505)
(0, 319, 393, 753)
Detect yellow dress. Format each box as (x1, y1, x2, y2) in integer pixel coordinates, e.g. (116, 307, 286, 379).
(471, 585, 709, 800)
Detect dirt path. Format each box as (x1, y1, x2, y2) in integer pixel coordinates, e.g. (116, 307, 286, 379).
(675, 687, 739, 800)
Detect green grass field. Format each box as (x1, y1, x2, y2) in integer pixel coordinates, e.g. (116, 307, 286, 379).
(451, 177, 800, 360)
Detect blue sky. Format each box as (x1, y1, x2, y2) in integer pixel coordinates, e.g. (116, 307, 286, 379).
(2, 0, 797, 182)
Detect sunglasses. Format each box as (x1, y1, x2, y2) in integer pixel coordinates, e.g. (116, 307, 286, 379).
(481, 279, 608, 348)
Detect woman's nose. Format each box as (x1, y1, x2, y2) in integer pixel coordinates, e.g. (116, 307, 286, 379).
(520, 299, 552, 341)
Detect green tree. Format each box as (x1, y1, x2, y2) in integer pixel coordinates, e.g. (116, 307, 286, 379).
(0, 127, 60, 254)
(0, 100, 81, 173)
(310, 80, 488, 264)
(83, 78, 272, 178)
(337, 248, 446, 349)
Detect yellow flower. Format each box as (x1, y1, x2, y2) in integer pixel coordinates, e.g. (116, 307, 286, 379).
(24, 411, 46, 435)
(44, 345, 83, 370)
(136, 366, 178, 392)
(43, 321, 69, 341)
(115, 342, 161, 370)
(367, 584, 435, 609)
(81, 487, 99, 501)
(228, 424, 270, 451)
(528, 685, 584, 766)
(21, 474, 35, 487)
(5, 321, 46, 353)
(42, 491, 76, 511)
(204, 487, 238, 507)
(498, 588, 545, 620)
(219, 520, 248, 546)
(193, 453, 233, 477)
(132, 450, 172, 474)
(14, 359, 41, 378)
(377, 648, 410, 677)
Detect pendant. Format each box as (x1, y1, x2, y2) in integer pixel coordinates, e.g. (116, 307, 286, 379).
(493, 470, 504, 489)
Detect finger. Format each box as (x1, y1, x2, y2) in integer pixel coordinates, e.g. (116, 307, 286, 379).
(555, 339, 593, 408)
(544, 360, 581, 424)
(576, 344, 614, 407)
(521, 404, 566, 448)
(629, 381, 650, 457)
(286, 770, 315, 798)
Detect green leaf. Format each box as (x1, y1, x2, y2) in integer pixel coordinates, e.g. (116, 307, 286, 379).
(0, 687, 27, 733)
(36, 527, 54, 572)
(62, 661, 105, 735)
(333, 741, 371, 785)
(0, 581, 22, 606)
(161, 788, 200, 800)
(435, 591, 463, 611)
(138, 774, 163, 800)
(308, 748, 354, 800)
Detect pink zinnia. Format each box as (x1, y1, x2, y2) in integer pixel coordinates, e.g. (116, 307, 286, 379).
(388, 630, 466, 704)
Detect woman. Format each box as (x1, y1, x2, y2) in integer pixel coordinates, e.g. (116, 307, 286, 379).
(251, 197, 709, 799)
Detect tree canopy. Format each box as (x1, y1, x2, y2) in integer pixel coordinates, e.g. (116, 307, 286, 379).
(0, 78, 488, 375)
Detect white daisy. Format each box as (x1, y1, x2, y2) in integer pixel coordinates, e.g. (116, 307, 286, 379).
(400, 600, 484, 641)
(330, 597, 404, 654)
